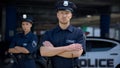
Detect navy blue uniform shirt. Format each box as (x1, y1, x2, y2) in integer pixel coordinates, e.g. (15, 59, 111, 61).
(9, 32, 38, 53)
(9, 32, 38, 68)
(41, 25, 86, 68)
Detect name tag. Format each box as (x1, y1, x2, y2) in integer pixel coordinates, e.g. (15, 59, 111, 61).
(23, 43, 27, 46)
(66, 40, 75, 44)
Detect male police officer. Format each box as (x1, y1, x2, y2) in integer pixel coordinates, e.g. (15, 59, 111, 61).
(40, 1, 86, 68)
(8, 19, 38, 68)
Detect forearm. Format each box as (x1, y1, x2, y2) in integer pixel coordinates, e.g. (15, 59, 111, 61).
(8, 47, 29, 54)
(58, 49, 83, 58)
(17, 47, 29, 54)
(40, 46, 66, 57)
(8, 48, 20, 53)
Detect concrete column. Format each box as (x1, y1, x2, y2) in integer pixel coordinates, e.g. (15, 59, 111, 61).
(100, 14, 110, 38)
(5, 5, 17, 41)
(1, 7, 6, 41)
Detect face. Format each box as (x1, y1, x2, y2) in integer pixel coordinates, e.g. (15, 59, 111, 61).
(21, 22, 32, 32)
(57, 10, 72, 24)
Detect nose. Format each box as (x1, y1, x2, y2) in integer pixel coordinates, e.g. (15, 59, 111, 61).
(63, 14, 67, 17)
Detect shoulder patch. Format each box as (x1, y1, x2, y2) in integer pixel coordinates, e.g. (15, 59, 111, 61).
(32, 40, 37, 47)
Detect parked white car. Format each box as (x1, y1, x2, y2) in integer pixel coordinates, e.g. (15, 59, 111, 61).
(79, 37, 120, 68)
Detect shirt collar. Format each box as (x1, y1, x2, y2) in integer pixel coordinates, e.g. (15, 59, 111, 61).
(55, 25, 74, 32)
(67, 25, 74, 32)
(22, 31, 32, 38)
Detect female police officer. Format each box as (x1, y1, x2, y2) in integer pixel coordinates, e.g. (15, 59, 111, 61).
(8, 19, 38, 68)
(40, 1, 86, 68)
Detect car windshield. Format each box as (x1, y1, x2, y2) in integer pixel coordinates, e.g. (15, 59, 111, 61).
(86, 40, 117, 52)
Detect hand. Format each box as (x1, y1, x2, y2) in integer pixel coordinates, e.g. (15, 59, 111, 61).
(8, 46, 23, 53)
(75, 43, 83, 50)
(43, 41, 54, 47)
(66, 43, 82, 51)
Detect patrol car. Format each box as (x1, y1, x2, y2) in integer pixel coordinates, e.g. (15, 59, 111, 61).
(79, 37, 120, 68)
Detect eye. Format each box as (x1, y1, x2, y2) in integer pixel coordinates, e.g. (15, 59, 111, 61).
(65, 12, 70, 14)
(22, 23, 25, 25)
(26, 23, 29, 25)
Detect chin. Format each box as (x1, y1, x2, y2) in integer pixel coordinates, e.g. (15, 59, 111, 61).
(60, 22, 68, 24)
(60, 21, 68, 23)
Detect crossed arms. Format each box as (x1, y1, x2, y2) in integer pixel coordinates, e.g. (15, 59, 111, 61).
(40, 41, 83, 58)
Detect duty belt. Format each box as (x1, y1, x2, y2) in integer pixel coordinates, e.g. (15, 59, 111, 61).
(15, 54, 34, 60)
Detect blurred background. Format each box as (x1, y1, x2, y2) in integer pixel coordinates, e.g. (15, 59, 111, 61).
(0, 0, 120, 68)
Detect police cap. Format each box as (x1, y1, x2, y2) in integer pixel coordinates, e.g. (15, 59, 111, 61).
(21, 18, 33, 24)
(55, 0, 77, 12)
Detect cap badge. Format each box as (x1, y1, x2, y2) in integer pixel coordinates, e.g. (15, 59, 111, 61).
(63, 1, 68, 6)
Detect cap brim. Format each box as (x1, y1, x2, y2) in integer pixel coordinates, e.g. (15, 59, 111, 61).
(57, 7, 73, 12)
(22, 19, 33, 24)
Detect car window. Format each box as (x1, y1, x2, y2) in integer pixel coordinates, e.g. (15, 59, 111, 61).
(86, 40, 117, 52)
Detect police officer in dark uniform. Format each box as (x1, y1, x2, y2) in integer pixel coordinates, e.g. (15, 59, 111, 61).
(40, 1, 86, 68)
(8, 19, 38, 68)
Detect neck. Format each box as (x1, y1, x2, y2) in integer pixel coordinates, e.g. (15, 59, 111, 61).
(24, 30, 30, 35)
(59, 22, 70, 30)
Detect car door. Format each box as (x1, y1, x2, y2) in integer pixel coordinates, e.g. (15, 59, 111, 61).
(79, 38, 120, 68)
